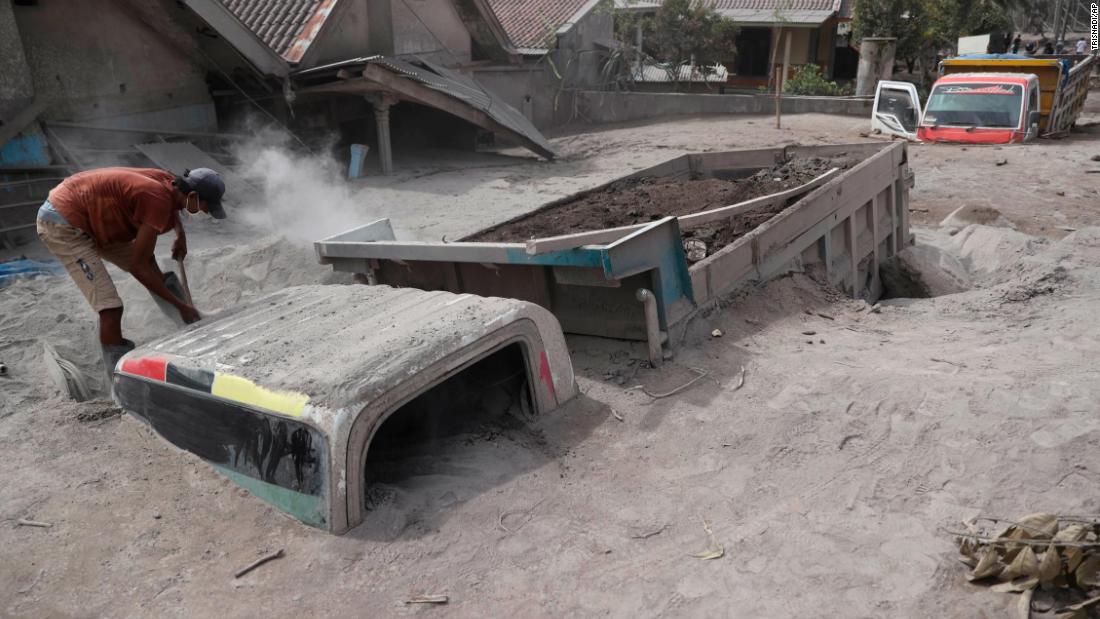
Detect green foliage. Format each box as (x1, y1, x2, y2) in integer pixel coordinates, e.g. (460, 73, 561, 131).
(928, 0, 1013, 44)
(783, 65, 852, 96)
(852, 0, 1015, 84)
(852, 0, 929, 65)
(854, 0, 1012, 55)
(614, 0, 739, 66)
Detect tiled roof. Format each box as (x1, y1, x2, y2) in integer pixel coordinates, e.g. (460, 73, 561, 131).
(711, 0, 839, 9)
(222, 0, 324, 59)
(487, 0, 595, 51)
(615, 0, 842, 14)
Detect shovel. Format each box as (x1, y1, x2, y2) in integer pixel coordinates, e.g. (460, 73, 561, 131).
(175, 257, 194, 307)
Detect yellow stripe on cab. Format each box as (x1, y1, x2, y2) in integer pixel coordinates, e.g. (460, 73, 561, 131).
(210, 373, 309, 417)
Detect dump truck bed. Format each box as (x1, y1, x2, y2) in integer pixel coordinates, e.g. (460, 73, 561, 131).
(114, 284, 577, 533)
(316, 142, 913, 348)
(939, 55, 1095, 134)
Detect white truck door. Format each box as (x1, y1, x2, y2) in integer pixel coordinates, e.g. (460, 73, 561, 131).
(1024, 82, 1041, 141)
(872, 81, 922, 141)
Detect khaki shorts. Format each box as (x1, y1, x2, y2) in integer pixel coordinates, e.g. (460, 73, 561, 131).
(37, 219, 135, 313)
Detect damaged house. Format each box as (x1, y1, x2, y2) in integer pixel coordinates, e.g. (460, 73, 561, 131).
(614, 0, 857, 89)
(0, 0, 612, 246)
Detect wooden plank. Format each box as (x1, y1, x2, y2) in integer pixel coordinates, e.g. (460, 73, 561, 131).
(319, 240, 522, 263)
(694, 242, 753, 302)
(524, 168, 840, 256)
(846, 214, 858, 298)
(678, 168, 840, 229)
(870, 194, 880, 278)
(887, 183, 898, 256)
(294, 78, 386, 96)
(749, 143, 900, 261)
(689, 267, 709, 305)
(317, 218, 396, 244)
(525, 224, 641, 255)
(821, 225, 833, 277)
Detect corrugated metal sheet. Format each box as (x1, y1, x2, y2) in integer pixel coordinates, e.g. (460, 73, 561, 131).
(716, 8, 834, 24)
(712, 0, 839, 9)
(632, 62, 728, 83)
(613, 0, 840, 23)
(296, 56, 556, 159)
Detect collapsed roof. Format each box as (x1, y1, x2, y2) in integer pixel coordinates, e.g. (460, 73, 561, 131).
(295, 56, 556, 159)
(179, 0, 554, 160)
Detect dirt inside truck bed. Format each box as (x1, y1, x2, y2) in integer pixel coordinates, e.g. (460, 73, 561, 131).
(469, 155, 854, 261)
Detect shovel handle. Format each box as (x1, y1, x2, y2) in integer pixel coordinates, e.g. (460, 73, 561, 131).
(175, 258, 194, 307)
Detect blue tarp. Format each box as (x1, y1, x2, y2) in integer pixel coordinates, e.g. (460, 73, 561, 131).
(0, 259, 65, 288)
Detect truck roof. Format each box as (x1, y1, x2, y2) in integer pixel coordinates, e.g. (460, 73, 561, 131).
(936, 72, 1034, 84)
(128, 284, 574, 414)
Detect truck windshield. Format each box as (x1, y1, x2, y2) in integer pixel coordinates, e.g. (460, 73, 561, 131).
(922, 83, 1023, 128)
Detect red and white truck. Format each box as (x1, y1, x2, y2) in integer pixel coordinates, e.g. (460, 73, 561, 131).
(872, 54, 1095, 144)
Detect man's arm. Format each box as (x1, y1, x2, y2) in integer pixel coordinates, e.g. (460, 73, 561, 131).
(130, 224, 200, 323)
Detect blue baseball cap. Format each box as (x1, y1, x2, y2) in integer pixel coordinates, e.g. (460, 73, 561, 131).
(181, 168, 226, 219)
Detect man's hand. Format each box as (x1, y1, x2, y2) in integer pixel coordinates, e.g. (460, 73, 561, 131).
(171, 235, 187, 261)
(178, 304, 201, 324)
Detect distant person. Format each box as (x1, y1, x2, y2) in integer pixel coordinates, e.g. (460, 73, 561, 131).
(1077, 38, 1088, 54)
(1025, 42, 1036, 55)
(1012, 35, 1022, 54)
(1043, 41, 1055, 55)
(1056, 40, 1066, 54)
(36, 167, 226, 377)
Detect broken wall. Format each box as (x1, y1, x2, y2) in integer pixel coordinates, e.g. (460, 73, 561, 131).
(392, 0, 472, 64)
(471, 7, 611, 129)
(9, 0, 214, 131)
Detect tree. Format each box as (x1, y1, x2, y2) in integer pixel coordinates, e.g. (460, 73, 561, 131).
(615, 0, 739, 66)
(851, 0, 929, 74)
(929, 0, 1014, 45)
(852, 0, 1015, 85)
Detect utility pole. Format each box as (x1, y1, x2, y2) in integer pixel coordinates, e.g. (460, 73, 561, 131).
(1051, 0, 1064, 43)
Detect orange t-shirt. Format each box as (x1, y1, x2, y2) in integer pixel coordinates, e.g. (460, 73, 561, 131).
(48, 167, 179, 247)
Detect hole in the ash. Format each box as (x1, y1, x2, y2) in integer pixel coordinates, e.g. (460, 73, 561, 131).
(363, 343, 533, 507)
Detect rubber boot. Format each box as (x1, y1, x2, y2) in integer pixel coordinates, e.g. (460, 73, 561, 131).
(149, 271, 186, 326)
(101, 338, 135, 400)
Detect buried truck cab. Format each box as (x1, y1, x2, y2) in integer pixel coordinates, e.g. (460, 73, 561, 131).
(113, 284, 577, 533)
(874, 74, 1041, 144)
(872, 54, 1095, 144)
(919, 73, 1041, 144)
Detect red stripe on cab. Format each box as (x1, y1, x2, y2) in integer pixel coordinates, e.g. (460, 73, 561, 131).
(120, 357, 168, 382)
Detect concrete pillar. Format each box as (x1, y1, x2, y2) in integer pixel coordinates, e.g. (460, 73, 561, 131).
(368, 94, 397, 176)
(855, 37, 897, 97)
(366, 0, 394, 56)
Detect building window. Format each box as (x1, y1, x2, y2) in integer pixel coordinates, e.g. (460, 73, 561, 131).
(735, 28, 772, 77)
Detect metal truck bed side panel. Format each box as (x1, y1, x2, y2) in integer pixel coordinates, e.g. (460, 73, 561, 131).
(315, 142, 912, 342)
